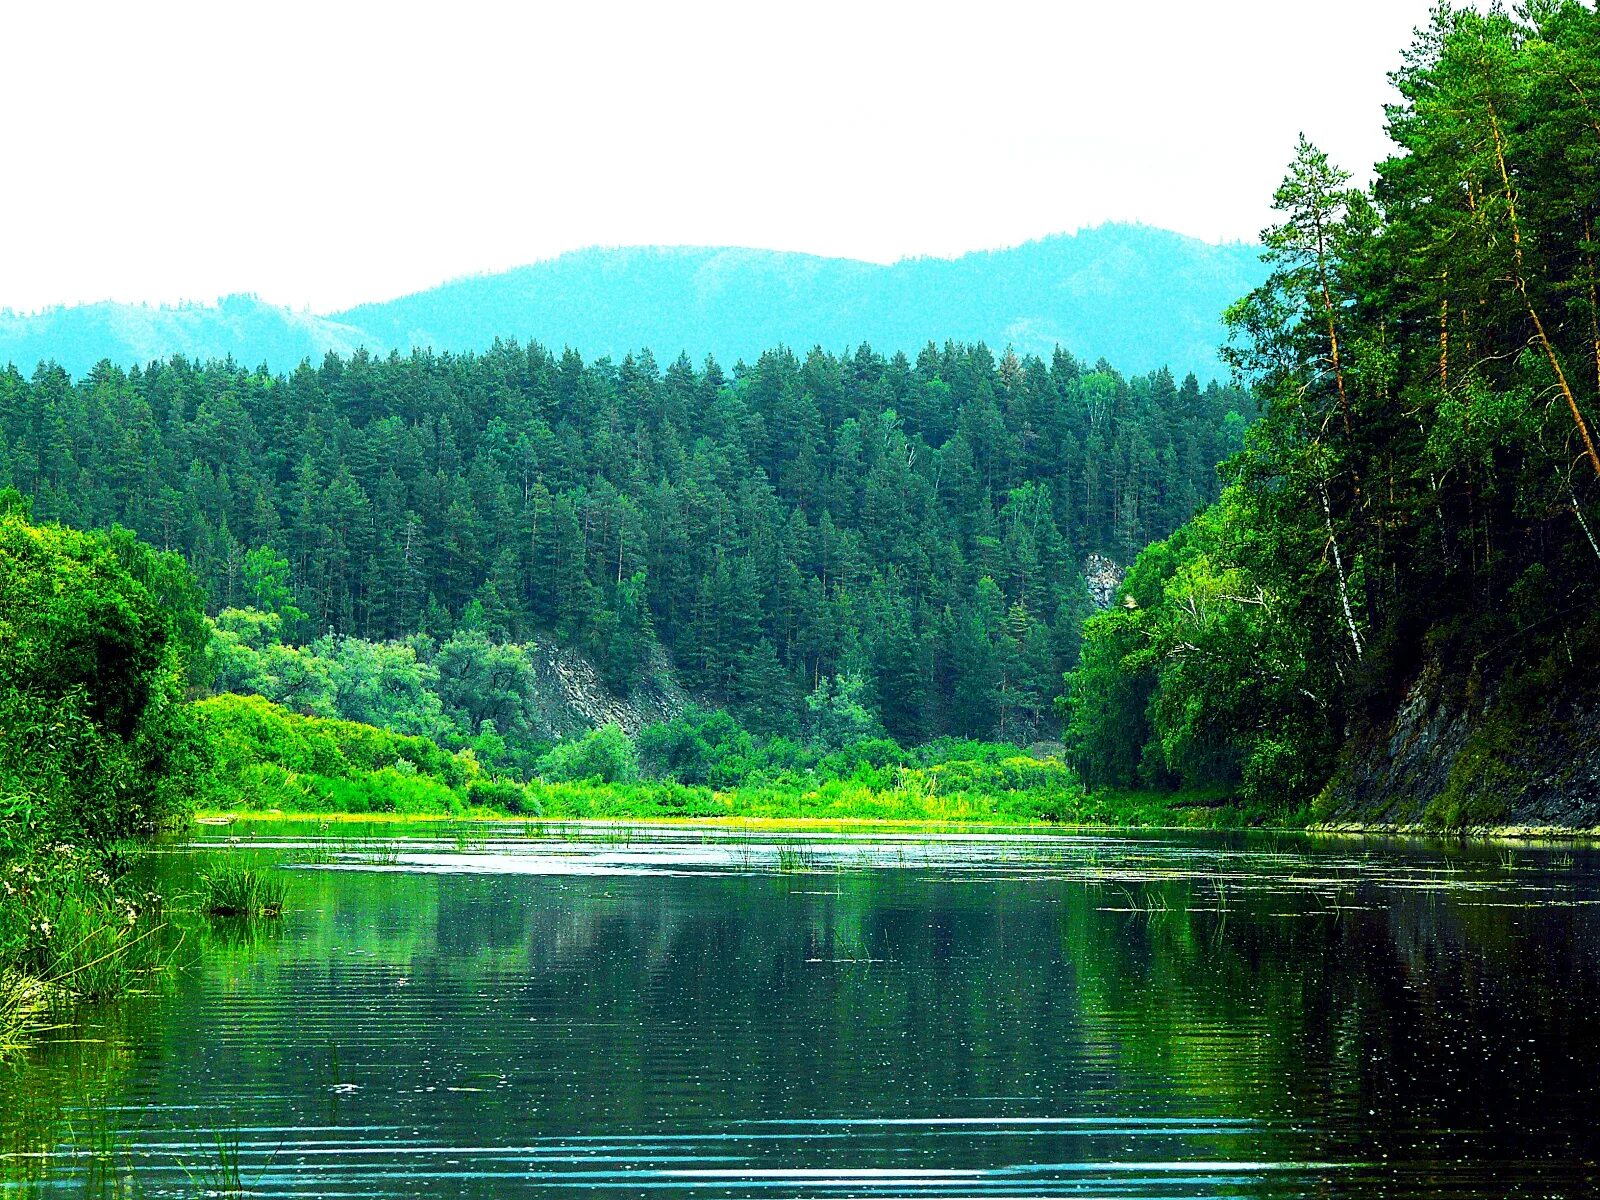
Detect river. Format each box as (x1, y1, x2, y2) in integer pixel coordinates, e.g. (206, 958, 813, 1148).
(4, 823, 1599, 1196)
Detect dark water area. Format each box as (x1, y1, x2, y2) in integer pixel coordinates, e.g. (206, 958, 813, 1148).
(5, 825, 1600, 1197)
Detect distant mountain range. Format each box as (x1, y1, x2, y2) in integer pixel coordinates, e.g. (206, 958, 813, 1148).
(0, 224, 1266, 381)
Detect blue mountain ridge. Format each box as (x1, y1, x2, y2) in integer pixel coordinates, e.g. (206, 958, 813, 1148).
(1, 224, 1266, 381)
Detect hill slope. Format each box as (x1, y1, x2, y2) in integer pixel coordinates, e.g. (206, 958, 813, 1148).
(0, 294, 368, 375)
(1, 225, 1264, 381)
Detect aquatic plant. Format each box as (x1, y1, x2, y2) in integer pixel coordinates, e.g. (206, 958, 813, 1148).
(196, 861, 287, 918)
(776, 846, 821, 872)
(2, 1119, 257, 1200)
(350, 839, 401, 866)
(0, 844, 168, 1021)
(181, 1127, 248, 1199)
(0, 971, 51, 1059)
(450, 822, 490, 853)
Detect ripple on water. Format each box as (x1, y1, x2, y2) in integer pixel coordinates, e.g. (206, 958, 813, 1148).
(6, 827, 1600, 1198)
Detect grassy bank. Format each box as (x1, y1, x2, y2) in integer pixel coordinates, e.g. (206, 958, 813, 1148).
(0, 844, 172, 1058)
(194, 787, 1235, 830)
(193, 692, 1250, 828)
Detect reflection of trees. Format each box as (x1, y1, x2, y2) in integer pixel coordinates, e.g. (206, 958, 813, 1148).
(7, 853, 1600, 1188)
(0, 988, 152, 1184)
(1060, 875, 1600, 1164)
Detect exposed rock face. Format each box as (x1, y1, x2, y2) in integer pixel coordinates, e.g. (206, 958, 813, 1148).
(1321, 664, 1600, 829)
(1322, 669, 1475, 825)
(1083, 553, 1125, 610)
(523, 643, 692, 741)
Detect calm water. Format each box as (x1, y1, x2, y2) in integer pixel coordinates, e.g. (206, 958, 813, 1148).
(5, 824, 1600, 1197)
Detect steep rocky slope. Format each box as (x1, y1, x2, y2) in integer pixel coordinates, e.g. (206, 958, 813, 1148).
(1318, 662, 1600, 831)
(521, 643, 693, 742)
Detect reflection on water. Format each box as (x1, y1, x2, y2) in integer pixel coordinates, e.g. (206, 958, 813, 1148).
(4, 826, 1600, 1196)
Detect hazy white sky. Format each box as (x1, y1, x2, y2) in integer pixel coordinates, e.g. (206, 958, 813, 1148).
(3, 0, 1447, 313)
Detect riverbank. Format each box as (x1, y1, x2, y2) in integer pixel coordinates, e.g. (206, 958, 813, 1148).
(192, 806, 1600, 842)
(192, 785, 1238, 831)
(1310, 821, 1600, 843)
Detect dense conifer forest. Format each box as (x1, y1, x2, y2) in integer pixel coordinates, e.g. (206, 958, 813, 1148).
(0, 343, 1246, 743)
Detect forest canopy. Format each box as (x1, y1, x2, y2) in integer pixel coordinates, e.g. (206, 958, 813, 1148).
(0, 341, 1246, 744)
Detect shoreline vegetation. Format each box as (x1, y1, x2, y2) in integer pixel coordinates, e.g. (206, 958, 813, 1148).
(189, 811, 1600, 843)
(0, 491, 201, 1058)
(194, 689, 1229, 827)
(1307, 823, 1600, 844)
(1062, 5, 1600, 827)
(186, 806, 1208, 827)
(188, 790, 1235, 831)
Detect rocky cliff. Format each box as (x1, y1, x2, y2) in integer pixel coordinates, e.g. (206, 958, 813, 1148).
(522, 643, 693, 742)
(1318, 661, 1600, 831)
(1083, 553, 1125, 611)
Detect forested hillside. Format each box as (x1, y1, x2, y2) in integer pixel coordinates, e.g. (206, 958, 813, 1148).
(1065, 2, 1600, 825)
(0, 342, 1246, 744)
(0, 226, 1265, 381)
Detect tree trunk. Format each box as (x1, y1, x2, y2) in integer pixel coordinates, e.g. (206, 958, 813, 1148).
(1585, 214, 1600, 396)
(1439, 270, 1450, 388)
(1319, 481, 1364, 661)
(1571, 483, 1600, 564)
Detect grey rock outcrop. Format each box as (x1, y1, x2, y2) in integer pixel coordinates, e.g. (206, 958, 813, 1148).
(1083, 553, 1124, 610)
(1320, 662, 1600, 830)
(522, 643, 692, 741)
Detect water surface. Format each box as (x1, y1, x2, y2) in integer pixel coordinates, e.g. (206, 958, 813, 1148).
(5, 824, 1600, 1196)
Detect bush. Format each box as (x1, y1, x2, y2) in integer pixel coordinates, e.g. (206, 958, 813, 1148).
(467, 779, 535, 814)
(537, 725, 638, 784)
(0, 503, 207, 843)
(197, 693, 482, 807)
(638, 707, 755, 785)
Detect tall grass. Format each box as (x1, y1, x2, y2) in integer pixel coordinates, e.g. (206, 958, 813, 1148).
(776, 846, 823, 872)
(0, 971, 50, 1058)
(181, 1127, 249, 1198)
(196, 861, 287, 918)
(0, 844, 170, 1060)
(3, 1121, 255, 1199)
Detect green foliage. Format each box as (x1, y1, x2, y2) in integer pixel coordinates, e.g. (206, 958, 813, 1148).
(242, 545, 305, 629)
(467, 778, 537, 815)
(197, 860, 287, 918)
(637, 707, 755, 786)
(198, 692, 478, 798)
(0, 341, 1247, 741)
(536, 725, 639, 784)
(188, 685, 1171, 830)
(504, 750, 1214, 827)
(1069, 2, 1600, 825)
(0, 843, 166, 1021)
(0, 509, 210, 1054)
(204, 611, 579, 776)
(0, 507, 207, 845)
(805, 674, 885, 750)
